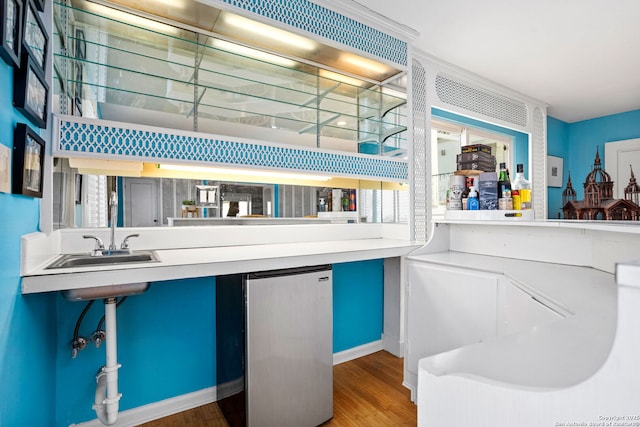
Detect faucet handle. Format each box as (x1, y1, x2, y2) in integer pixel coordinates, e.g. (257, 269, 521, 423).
(83, 235, 105, 254)
(120, 234, 140, 250)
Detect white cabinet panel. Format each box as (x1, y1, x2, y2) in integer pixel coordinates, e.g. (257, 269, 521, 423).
(407, 262, 498, 376)
(497, 278, 562, 337)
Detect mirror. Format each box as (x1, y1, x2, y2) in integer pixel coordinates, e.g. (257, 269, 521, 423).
(430, 108, 530, 217)
(48, 1, 410, 231)
(51, 160, 408, 229)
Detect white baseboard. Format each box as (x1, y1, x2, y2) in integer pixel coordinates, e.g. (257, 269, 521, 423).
(215, 377, 244, 400)
(333, 339, 383, 365)
(69, 386, 217, 427)
(382, 333, 404, 358)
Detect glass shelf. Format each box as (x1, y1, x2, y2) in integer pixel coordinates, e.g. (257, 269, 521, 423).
(52, 1, 407, 157)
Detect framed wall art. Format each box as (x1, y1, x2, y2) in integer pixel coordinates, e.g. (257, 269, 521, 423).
(14, 54, 48, 128)
(0, 143, 11, 193)
(22, 0, 46, 71)
(547, 155, 564, 188)
(0, 0, 23, 66)
(12, 122, 45, 198)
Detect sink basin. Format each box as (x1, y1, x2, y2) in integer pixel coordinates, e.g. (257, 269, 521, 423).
(45, 250, 159, 269)
(62, 282, 150, 301)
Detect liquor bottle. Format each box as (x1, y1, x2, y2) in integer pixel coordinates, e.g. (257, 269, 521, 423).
(349, 189, 356, 211)
(497, 162, 512, 210)
(512, 163, 532, 210)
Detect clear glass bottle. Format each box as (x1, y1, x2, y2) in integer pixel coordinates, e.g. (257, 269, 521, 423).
(512, 163, 532, 210)
(497, 162, 512, 210)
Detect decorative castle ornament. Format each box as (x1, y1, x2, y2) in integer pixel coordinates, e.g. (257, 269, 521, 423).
(561, 148, 640, 221)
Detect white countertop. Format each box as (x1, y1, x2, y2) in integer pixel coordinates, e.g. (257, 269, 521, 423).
(434, 217, 640, 234)
(408, 251, 617, 390)
(22, 237, 419, 294)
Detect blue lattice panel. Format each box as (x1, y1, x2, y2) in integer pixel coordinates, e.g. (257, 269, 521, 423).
(54, 116, 408, 181)
(219, 0, 407, 66)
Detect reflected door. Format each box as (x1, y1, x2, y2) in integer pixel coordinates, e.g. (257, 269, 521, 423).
(124, 178, 159, 226)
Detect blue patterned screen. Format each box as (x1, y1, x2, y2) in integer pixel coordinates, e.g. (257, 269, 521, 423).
(55, 117, 408, 181)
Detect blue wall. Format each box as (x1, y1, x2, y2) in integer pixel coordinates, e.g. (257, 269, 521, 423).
(0, 56, 57, 426)
(546, 109, 640, 218)
(52, 261, 383, 425)
(2, 50, 384, 426)
(0, 22, 383, 426)
(333, 259, 384, 352)
(54, 277, 217, 425)
(547, 116, 571, 218)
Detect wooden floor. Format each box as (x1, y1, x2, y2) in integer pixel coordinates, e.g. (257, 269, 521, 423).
(139, 350, 416, 426)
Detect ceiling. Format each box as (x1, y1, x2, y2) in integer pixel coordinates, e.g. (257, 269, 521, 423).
(357, 0, 640, 123)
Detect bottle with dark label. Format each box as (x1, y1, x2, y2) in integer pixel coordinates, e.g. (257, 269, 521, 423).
(497, 162, 513, 210)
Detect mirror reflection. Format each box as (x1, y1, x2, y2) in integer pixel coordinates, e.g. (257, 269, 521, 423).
(51, 159, 408, 229)
(430, 108, 530, 217)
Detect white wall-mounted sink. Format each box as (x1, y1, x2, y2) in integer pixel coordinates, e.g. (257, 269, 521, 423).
(45, 250, 158, 269)
(44, 251, 158, 300)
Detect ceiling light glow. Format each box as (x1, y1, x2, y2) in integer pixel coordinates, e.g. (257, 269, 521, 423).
(85, 1, 181, 35)
(222, 13, 317, 51)
(157, 163, 331, 181)
(211, 39, 297, 67)
(340, 53, 390, 75)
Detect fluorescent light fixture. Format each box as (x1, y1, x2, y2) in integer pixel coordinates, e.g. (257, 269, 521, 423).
(211, 39, 297, 68)
(157, 163, 331, 181)
(150, 0, 187, 10)
(336, 120, 347, 126)
(85, 1, 181, 35)
(339, 52, 391, 75)
(222, 13, 317, 51)
(319, 69, 365, 87)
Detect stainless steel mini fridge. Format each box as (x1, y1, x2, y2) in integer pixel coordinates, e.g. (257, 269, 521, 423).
(216, 266, 333, 427)
(245, 265, 333, 427)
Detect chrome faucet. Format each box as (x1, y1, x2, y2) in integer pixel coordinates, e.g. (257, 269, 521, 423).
(84, 191, 140, 255)
(109, 191, 118, 251)
(84, 235, 105, 256)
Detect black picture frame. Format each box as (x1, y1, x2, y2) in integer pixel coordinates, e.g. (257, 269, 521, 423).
(12, 122, 45, 198)
(14, 54, 49, 128)
(22, 0, 46, 71)
(0, 0, 23, 66)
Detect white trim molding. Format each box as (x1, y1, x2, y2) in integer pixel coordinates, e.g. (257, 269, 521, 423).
(333, 339, 384, 365)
